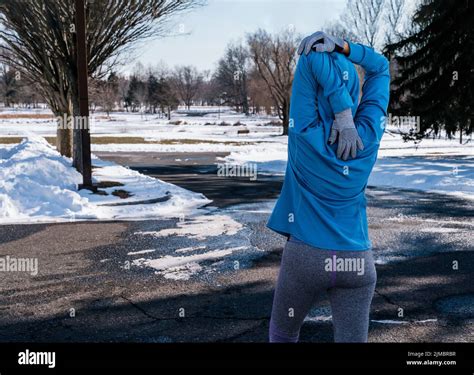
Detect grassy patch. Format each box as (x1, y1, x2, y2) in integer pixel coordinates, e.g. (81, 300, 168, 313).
(0, 137, 56, 145)
(0, 113, 54, 119)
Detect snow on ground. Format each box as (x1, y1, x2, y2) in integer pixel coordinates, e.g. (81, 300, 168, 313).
(369, 156, 474, 200)
(132, 248, 242, 281)
(223, 129, 473, 200)
(128, 208, 265, 281)
(135, 214, 243, 240)
(305, 305, 438, 324)
(0, 107, 282, 142)
(0, 136, 210, 224)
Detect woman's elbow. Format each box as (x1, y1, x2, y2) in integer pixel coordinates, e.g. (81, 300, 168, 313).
(378, 55, 390, 75)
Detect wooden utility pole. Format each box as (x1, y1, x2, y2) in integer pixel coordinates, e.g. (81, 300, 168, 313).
(75, 0, 93, 190)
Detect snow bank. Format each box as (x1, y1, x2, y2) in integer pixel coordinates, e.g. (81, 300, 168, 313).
(0, 137, 97, 221)
(0, 137, 211, 224)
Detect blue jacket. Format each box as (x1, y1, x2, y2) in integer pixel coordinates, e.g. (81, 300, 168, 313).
(267, 42, 390, 251)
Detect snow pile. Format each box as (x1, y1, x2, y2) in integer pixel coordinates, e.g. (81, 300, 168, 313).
(0, 137, 97, 221)
(0, 137, 211, 223)
(86, 157, 212, 220)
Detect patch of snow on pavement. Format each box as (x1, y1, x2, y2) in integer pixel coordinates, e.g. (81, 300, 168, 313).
(127, 249, 157, 256)
(175, 245, 207, 254)
(371, 319, 438, 324)
(420, 227, 464, 233)
(134, 214, 243, 240)
(132, 247, 245, 280)
(130, 208, 268, 281)
(385, 215, 474, 227)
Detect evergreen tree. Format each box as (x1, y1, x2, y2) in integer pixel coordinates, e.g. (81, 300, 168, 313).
(385, 0, 473, 142)
(157, 77, 178, 119)
(125, 75, 146, 112)
(147, 73, 160, 113)
(0, 65, 19, 107)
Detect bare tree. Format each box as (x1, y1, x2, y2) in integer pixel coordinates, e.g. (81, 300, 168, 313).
(215, 41, 250, 115)
(323, 21, 359, 42)
(384, 0, 406, 45)
(172, 65, 203, 110)
(342, 0, 385, 48)
(0, 0, 205, 166)
(90, 73, 119, 117)
(247, 68, 273, 115)
(331, 0, 409, 51)
(247, 29, 298, 135)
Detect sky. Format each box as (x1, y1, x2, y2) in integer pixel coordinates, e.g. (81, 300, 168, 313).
(122, 0, 346, 74)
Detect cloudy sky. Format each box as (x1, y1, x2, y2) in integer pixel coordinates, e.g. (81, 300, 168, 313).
(122, 0, 346, 74)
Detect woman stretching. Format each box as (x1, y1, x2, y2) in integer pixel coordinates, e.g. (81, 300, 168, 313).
(267, 32, 390, 343)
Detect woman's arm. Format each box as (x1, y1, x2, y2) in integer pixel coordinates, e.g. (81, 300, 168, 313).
(298, 33, 390, 153)
(290, 52, 353, 133)
(343, 41, 390, 146)
(309, 51, 354, 114)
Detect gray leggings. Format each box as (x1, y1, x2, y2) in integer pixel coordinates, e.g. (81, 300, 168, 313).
(269, 239, 377, 343)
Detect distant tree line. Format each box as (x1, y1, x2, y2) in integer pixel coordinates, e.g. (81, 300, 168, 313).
(86, 32, 299, 135)
(0, 64, 43, 108)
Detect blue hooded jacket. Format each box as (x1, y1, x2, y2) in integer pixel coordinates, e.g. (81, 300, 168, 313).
(267, 42, 390, 251)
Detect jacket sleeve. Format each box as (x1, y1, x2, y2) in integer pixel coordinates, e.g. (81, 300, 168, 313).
(309, 51, 354, 114)
(347, 42, 390, 147)
(290, 52, 353, 133)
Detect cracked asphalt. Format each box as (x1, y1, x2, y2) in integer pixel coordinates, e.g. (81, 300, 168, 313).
(0, 152, 472, 342)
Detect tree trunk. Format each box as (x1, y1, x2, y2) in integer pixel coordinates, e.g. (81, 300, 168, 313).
(49, 95, 73, 157)
(55, 100, 73, 158)
(242, 95, 249, 116)
(56, 128, 72, 157)
(72, 92, 83, 173)
(281, 101, 289, 136)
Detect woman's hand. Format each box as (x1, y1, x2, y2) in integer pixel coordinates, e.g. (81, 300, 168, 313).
(329, 108, 365, 160)
(297, 31, 346, 55)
